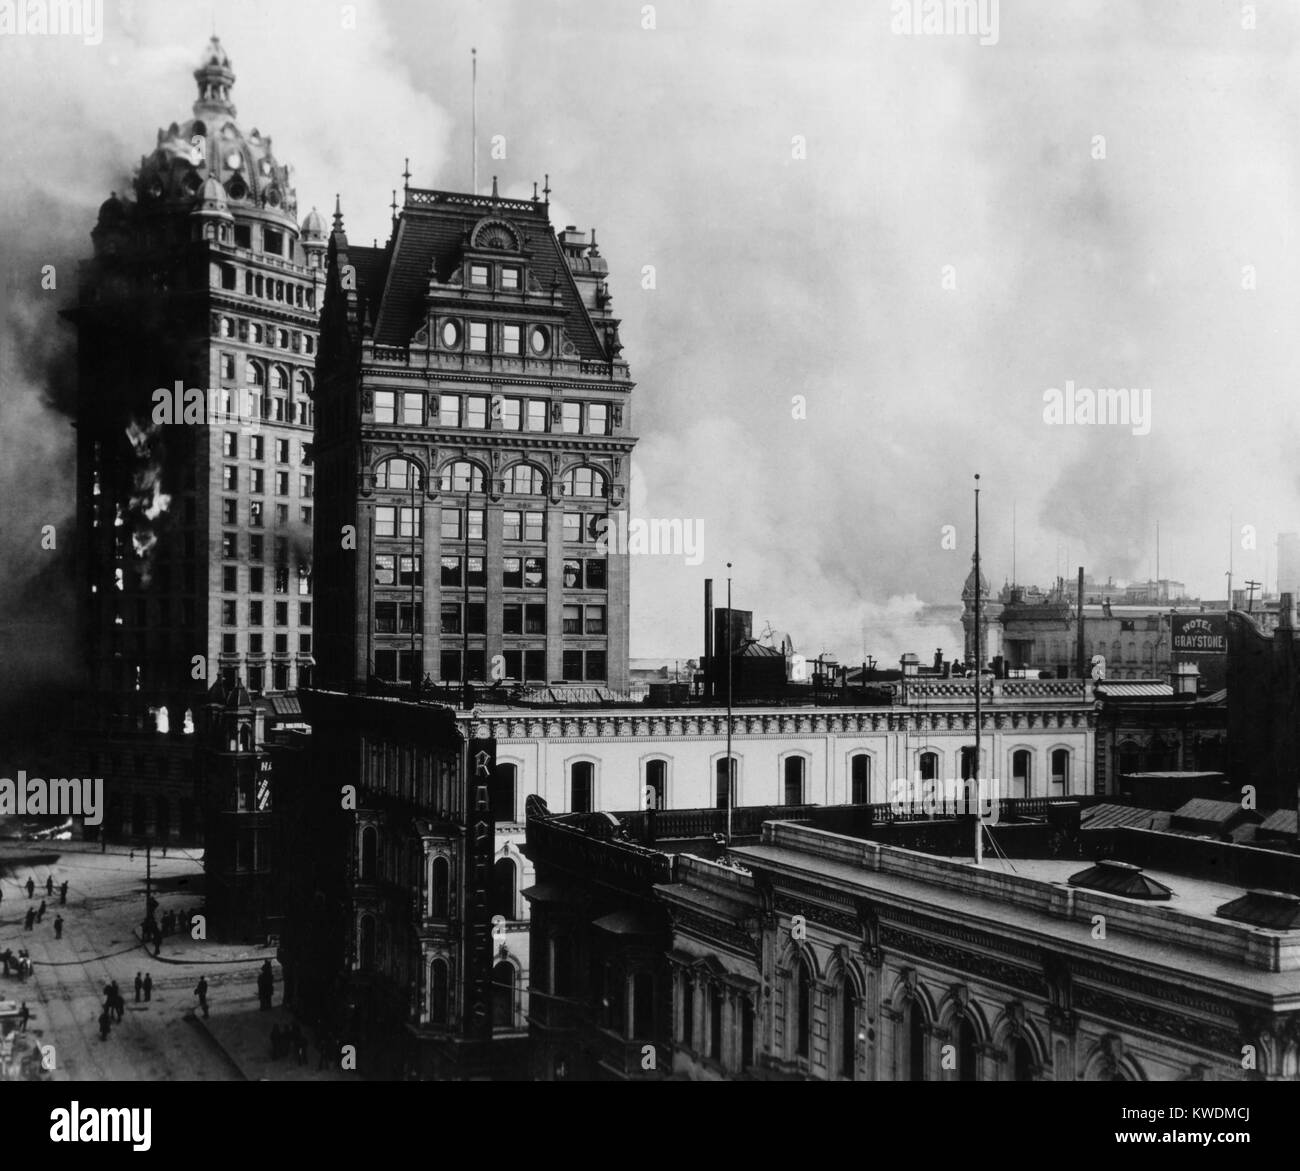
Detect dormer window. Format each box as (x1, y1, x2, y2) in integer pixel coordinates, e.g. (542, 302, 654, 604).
(234, 224, 251, 249)
(264, 228, 284, 256)
(470, 264, 489, 287)
(501, 266, 520, 291)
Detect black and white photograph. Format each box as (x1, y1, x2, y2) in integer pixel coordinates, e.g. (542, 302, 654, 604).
(0, 0, 1295, 1144)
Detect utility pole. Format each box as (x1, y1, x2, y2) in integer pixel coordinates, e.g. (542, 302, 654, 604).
(973, 474, 983, 866)
(726, 563, 734, 844)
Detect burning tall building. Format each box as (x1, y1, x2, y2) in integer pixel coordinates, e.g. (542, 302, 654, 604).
(70, 37, 323, 853)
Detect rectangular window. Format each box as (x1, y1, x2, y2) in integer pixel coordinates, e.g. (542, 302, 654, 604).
(502, 398, 521, 431)
(466, 603, 486, 635)
(223, 566, 238, 592)
(503, 604, 523, 635)
(274, 566, 290, 594)
(563, 604, 582, 635)
(466, 556, 486, 587)
(503, 650, 522, 680)
(562, 402, 581, 434)
(525, 649, 545, 681)
(524, 511, 545, 541)
(223, 465, 237, 490)
(376, 507, 396, 537)
(250, 436, 264, 461)
(586, 559, 607, 589)
(249, 501, 263, 528)
(502, 557, 522, 589)
(467, 510, 485, 540)
(276, 439, 289, 464)
(301, 506, 313, 525)
(375, 555, 396, 587)
(464, 396, 488, 429)
(525, 604, 547, 635)
(374, 391, 396, 424)
(502, 324, 521, 355)
(274, 633, 289, 654)
(501, 266, 520, 291)
(299, 633, 312, 653)
(563, 558, 583, 588)
(222, 633, 237, 654)
(563, 513, 583, 543)
(587, 403, 609, 435)
(300, 475, 313, 499)
(440, 603, 462, 634)
(469, 263, 489, 286)
(441, 557, 462, 587)
(298, 569, 311, 596)
(375, 602, 398, 633)
(526, 400, 548, 432)
(223, 532, 238, 558)
(469, 321, 488, 352)
(223, 433, 237, 458)
(399, 555, 422, 587)
(524, 557, 545, 588)
(586, 650, 607, 680)
(263, 228, 284, 256)
(441, 509, 461, 541)
(222, 600, 237, 626)
(249, 633, 263, 654)
(438, 394, 460, 427)
(586, 606, 606, 635)
(402, 392, 423, 425)
(275, 503, 289, 526)
(300, 602, 312, 626)
(249, 535, 263, 561)
(222, 499, 237, 525)
(503, 511, 521, 542)
(562, 650, 583, 681)
(250, 567, 264, 593)
(275, 603, 288, 626)
(440, 650, 461, 682)
(249, 601, 263, 626)
(398, 603, 423, 633)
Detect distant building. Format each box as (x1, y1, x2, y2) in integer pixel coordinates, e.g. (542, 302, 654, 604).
(1278, 534, 1300, 599)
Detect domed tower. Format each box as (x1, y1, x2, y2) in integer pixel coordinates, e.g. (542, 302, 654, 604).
(71, 37, 324, 867)
(960, 554, 1003, 667)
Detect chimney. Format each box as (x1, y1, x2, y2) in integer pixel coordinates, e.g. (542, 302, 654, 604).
(1279, 592, 1295, 631)
(704, 579, 714, 700)
(1170, 661, 1199, 697)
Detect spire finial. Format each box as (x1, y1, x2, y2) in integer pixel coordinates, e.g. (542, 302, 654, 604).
(542, 173, 551, 206)
(491, 175, 499, 201)
(403, 157, 411, 192)
(390, 189, 398, 220)
(332, 194, 344, 232)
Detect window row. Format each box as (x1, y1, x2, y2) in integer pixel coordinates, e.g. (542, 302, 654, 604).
(373, 393, 611, 436)
(221, 467, 313, 497)
(220, 533, 304, 565)
(220, 632, 312, 654)
(220, 600, 303, 627)
(220, 565, 310, 596)
(215, 263, 318, 311)
(217, 314, 317, 354)
(222, 498, 313, 529)
(375, 456, 609, 500)
(222, 434, 311, 464)
(436, 318, 550, 358)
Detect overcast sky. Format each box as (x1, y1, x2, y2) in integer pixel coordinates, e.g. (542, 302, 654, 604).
(3, 0, 1298, 667)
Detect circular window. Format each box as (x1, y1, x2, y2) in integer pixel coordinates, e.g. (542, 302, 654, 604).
(529, 326, 549, 355)
(441, 320, 461, 348)
(227, 178, 247, 201)
(225, 151, 243, 171)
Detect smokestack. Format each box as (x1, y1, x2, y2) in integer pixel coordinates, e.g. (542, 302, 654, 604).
(1170, 661, 1199, 697)
(1280, 592, 1295, 631)
(1076, 566, 1086, 679)
(704, 579, 714, 701)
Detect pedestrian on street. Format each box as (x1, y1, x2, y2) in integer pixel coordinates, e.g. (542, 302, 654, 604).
(36, 900, 45, 923)
(53, 915, 63, 939)
(111, 981, 124, 1022)
(134, 972, 143, 1003)
(59, 881, 67, 906)
(1, 949, 11, 977)
(24, 908, 34, 932)
(194, 976, 209, 1018)
(143, 973, 152, 1002)
(98, 1009, 111, 1041)
(18, 1002, 29, 1031)
(25, 877, 34, 899)
(45, 876, 52, 897)
(257, 960, 274, 1010)
(129, 849, 134, 861)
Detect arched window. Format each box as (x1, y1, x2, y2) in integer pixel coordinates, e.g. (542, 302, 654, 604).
(246, 359, 264, 387)
(375, 456, 421, 491)
(359, 915, 376, 971)
(431, 856, 449, 918)
(1011, 1036, 1034, 1082)
(360, 825, 377, 880)
(1051, 749, 1069, 790)
(269, 364, 287, 391)
(919, 752, 939, 781)
(960, 745, 978, 780)
(492, 962, 516, 1030)
(956, 1016, 978, 1081)
(1012, 750, 1031, 797)
(796, 959, 813, 1059)
(1126, 641, 1137, 662)
(439, 460, 485, 493)
(850, 754, 870, 804)
(219, 316, 233, 337)
(294, 370, 312, 397)
(907, 1001, 926, 1081)
(783, 756, 804, 805)
(571, 762, 593, 813)
(491, 763, 516, 823)
(645, 759, 667, 810)
(840, 978, 856, 1078)
(716, 757, 735, 809)
(430, 958, 449, 1024)
(492, 858, 515, 921)
(562, 465, 608, 499)
(504, 463, 546, 495)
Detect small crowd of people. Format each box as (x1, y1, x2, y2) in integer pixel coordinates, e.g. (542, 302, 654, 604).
(1, 949, 32, 980)
(98, 980, 126, 1040)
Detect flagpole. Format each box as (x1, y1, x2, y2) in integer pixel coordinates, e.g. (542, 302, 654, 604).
(973, 473, 983, 865)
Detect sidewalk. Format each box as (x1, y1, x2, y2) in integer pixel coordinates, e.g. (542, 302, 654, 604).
(188, 984, 353, 1082)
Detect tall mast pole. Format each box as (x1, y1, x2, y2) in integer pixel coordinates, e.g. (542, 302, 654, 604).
(973, 474, 983, 865)
(726, 563, 734, 844)
(471, 48, 478, 194)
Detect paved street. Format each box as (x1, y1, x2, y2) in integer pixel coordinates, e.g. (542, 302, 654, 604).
(0, 839, 338, 1081)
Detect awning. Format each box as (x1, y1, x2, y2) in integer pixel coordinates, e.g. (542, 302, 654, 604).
(591, 910, 658, 936)
(521, 882, 576, 904)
